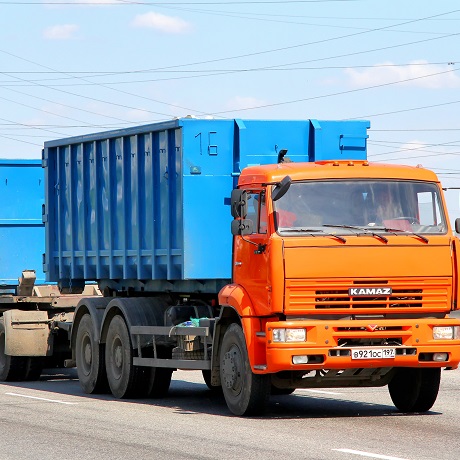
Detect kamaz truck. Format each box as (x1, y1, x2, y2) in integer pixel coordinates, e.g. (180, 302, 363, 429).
(0, 118, 459, 416)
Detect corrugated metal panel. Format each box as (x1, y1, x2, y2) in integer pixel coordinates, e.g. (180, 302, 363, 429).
(0, 160, 45, 286)
(43, 118, 369, 288)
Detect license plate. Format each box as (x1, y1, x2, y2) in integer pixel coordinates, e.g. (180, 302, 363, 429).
(351, 348, 395, 360)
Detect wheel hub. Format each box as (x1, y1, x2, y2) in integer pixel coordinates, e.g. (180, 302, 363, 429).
(114, 344, 123, 369)
(221, 346, 242, 393)
(84, 341, 92, 366)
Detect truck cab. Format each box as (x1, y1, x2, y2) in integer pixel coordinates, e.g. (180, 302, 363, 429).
(220, 160, 460, 414)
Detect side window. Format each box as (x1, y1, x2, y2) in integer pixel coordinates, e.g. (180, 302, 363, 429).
(417, 191, 442, 226)
(246, 191, 267, 234)
(258, 192, 267, 234)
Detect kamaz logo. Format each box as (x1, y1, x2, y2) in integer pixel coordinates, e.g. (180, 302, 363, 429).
(349, 287, 392, 296)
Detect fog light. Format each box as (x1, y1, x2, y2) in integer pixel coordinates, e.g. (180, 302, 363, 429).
(433, 326, 460, 340)
(272, 328, 306, 343)
(292, 355, 309, 364)
(433, 352, 449, 362)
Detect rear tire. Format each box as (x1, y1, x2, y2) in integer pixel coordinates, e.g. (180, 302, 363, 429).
(24, 358, 43, 381)
(75, 314, 108, 394)
(105, 315, 149, 399)
(0, 318, 27, 381)
(220, 323, 270, 416)
(388, 367, 441, 413)
(147, 347, 173, 398)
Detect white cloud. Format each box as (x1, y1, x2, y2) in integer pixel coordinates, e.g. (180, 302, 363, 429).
(43, 24, 79, 40)
(345, 61, 460, 89)
(78, 0, 114, 4)
(225, 96, 267, 111)
(43, 0, 114, 7)
(131, 12, 192, 34)
(125, 108, 154, 123)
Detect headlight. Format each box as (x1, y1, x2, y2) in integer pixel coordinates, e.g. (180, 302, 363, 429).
(272, 328, 306, 343)
(433, 326, 460, 340)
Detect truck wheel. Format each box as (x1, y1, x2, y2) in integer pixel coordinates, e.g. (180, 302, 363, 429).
(105, 315, 149, 399)
(24, 358, 43, 381)
(0, 318, 27, 381)
(271, 385, 295, 395)
(75, 314, 108, 394)
(202, 369, 222, 392)
(220, 323, 270, 416)
(147, 347, 173, 399)
(388, 367, 441, 413)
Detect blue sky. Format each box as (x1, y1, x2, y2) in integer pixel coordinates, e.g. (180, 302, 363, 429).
(1, 0, 460, 218)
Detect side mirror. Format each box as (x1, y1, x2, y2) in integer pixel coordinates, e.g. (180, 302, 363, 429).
(231, 189, 248, 218)
(455, 218, 460, 234)
(231, 219, 254, 236)
(272, 175, 292, 202)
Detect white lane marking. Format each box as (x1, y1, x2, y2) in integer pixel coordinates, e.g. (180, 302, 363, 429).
(298, 389, 342, 395)
(333, 448, 409, 460)
(6, 392, 77, 405)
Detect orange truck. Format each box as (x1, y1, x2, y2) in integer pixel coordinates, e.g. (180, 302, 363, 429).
(1, 118, 459, 417)
(226, 159, 460, 414)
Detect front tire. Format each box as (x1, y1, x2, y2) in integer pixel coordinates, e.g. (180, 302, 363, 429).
(75, 314, 108, 394)
(202, 369, 222, 393)
(388, 367, 441, 413)
(271, 385, 295, 396)
(220, 323, 270, 416)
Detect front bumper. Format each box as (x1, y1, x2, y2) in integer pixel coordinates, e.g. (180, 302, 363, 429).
(262, 317, 460, 373)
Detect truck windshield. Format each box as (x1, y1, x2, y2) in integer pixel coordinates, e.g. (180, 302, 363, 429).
(273, 180, 447, 235)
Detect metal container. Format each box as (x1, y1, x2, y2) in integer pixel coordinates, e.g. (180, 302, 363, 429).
(0, 160, 45, 287)
(43, 118, 369, 291)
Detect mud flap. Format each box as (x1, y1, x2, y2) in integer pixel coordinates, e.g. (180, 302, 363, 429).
(4, 310, 50, 356)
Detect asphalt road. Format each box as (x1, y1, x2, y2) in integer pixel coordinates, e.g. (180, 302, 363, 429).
(0, 364, 459, 460)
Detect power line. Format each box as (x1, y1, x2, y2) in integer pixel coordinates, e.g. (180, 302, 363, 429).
(369, 139, 460, 157)
(0, 0, 369, 4)
(127, 12, 460, 72)
(207, 67, 460, 115)
(154, 4, 450, 34)
(0, 8, 458, 123)
(1, 61, 457, 87)
(372, 128, 460, 132)
(350, 99, 460, 120)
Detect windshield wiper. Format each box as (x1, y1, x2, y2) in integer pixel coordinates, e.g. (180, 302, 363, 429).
(322, 224, 429, 244)
(279, 227, 347, 243)
(322, 224, 388, 243)
(371, 226, 429, 243)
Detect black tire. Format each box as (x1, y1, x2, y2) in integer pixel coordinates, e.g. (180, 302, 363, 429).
(220, 323, 271, 416)
(147, 347, 173, 399)
(24, 358, 43, 381)
(0, 318, 28, 382)
(271, 385, 295, 396)
(105, 315, 150, 399)
(202, 369, 222, 392)
(75, 314, 108, 394)
(388, 367, 441, 413)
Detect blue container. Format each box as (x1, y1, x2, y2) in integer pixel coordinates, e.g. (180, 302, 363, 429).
(43, 118, 369, 290)
(0, 160, 45, 287)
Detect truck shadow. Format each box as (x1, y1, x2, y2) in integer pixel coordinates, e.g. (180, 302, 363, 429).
(0, 368, 442, 420)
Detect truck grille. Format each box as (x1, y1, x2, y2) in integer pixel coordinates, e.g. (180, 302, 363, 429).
(315, 288, 422, 309)
(285, 278, 450, 313)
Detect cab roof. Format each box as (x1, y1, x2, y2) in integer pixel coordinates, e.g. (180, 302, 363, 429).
(237, 161, 440, 186)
